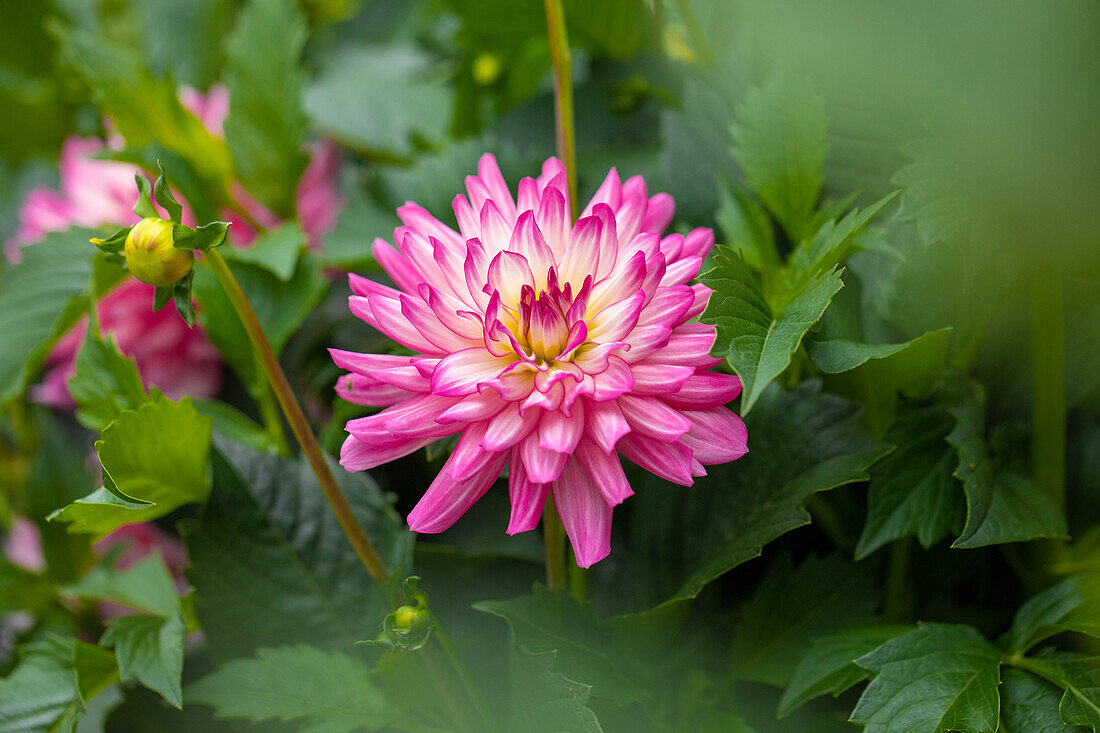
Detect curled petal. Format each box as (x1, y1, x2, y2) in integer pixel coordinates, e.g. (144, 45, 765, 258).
(552, 459, 612, 568)
(617, 434, 695, 486)
(519, 432, 568, 483)
(681, 407, 749, 464)
(430, 348, 512, 396)
(506, 456, 549, 535)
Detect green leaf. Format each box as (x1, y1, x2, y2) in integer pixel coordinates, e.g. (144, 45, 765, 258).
(49, 396, 212, 538)
(304, 44, 452, 158)
(0, 228, 95, 407)
(101, 615, 186, 709)
(778, 625, 912, 718)
(50, 24, 231, 189)
(699, 247, 844, 414)
(65, 554, 179, 618)
(730, 74, 827, 243)
(223, 0, 309, 214)
(852, 624, 1003, 733)
(132, 172, 159, 219)
(1009, 577, 1100, 655)
(223, 221, 304, 281)
(170, 221, 229, 253)
(0, 636, 118, 733)
(806, 333, 934, 374)
(68, 332, 149, 431)
(191, 253, 328, 394)
(716, 180, 776, 273)
(193, 399, 276, 453)
(948, 383, 1068, 548)
(185, 439, 412, 662)
(506, 650, 604, 733)
(1021, 656, 1100, 730)
(475, 585, 648, 705)
(153, 162, 183, 224)
(788, 193, 898, 283)
(855, 405, 963, 559)
(627, 381, 891, 608)
(187, 645, 395, 732)
(729, 554, 880, 687)
(319, 178, 399, 270)
(1001, 668, 1089, 733)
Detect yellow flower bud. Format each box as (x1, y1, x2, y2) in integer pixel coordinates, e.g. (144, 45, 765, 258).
(392, 604, 419, 631)
(124, 218, 193, 287)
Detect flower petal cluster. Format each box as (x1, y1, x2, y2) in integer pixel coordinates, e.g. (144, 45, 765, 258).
(6, 85, 343, 408)
(335, 155, 748, 566)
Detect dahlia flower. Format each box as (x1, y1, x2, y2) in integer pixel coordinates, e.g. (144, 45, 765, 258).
(334, 155, 748, 567)
(7, 86, 343, 408)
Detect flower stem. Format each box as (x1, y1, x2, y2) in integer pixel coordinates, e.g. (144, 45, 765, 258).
(255, 379, 291, 456)
(543, 0, 578, 217)
(883, 538, 911, 623)
(543, 494, 567, 592)
(203, 248, 390, 584)
(569, 551, 588, 603)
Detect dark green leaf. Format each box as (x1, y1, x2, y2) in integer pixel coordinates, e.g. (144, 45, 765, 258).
(187, 645, 396, 732)
(48, 395, 212, 538)
(0, 228, 95, 407)
(506, 651, 604, 733)
(729, 554, 880, 686)
(185, 439, 412, 662)
(716, 180, 775, 273)
(627, 381, 891, 608)
(778, 625, 912, 718)
(1020, 656, 1100, 730)
(1001, 668, 1088, 733)
(699, 247, 844, 414)
(223, 0, 309, 214)
(731, 74, 827, 243)
(855, 405, 963, 559)
(852, 624, 1002, 733)
(68, 332, 149, 431)
(1009, 577, 1100, 655)
(222, 221, 304, 281)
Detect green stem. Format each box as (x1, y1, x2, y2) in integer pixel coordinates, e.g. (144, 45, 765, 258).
(883, 539, 911, 623)
(569, 553, 588, 604)
(806, 494, 854, 554)
(543, 494, 567, 592)
(255, 379, 291, 456)
(543, 0, 578, 216)
(433, 621, 493, 729)
(203, 248, 390, 584)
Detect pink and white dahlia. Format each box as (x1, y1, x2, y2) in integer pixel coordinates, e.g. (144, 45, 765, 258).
(334, 155, 748, 567)
(7, 85, 344, 408)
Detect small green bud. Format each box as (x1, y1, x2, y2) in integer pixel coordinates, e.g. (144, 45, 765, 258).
(124, 218, 193, 287)
(393, 605, 419, 631)
(472, 53, 502, 86)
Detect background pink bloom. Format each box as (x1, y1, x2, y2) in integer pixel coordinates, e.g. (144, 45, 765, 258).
(7, 86, 344, 409)
(335, 155, 748, 567)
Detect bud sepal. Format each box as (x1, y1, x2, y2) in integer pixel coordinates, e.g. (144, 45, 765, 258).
(361, 576, 435, 652)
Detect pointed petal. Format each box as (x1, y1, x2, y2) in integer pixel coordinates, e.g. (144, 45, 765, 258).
(506, 455, 549, 535)
(681, 407, 749, 464)
(406, 448, 507, 534)
(552, 460, 612, 568)
(430, 348, 511, 396)
(617, 434, 695, 486)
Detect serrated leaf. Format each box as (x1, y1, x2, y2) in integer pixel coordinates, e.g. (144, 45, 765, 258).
(1009, 577, 1100, 655)
(0, 228, 95, 407)
(49, 396, 212, 538)
(731, 74, 827, 243)
(185, 439, 412, 662)
(778, 625, 912, 718)
(699, 248, 844, 414)
(1020, 656, 1100, 730)
(788, 193, 897, 282)
(716, 180, 776, 273)
(855, 405, 963, 559)
(475, 585, 648, 705)
(852, 624, 1003, 733)
(101, 615, 186, 709)
(948, 383, 1068, 548)
(223, 0, 309, 214)
(507, 650, 604, 733)
(1001, 668, 1089, 733)
(627, 381, 891, 609)
(223, 221, 304, 281)
(65, 554, 179, 618)
(68, 332, 149, 431)
(187, 645, 396, 732)
(730, 554, 880, 687)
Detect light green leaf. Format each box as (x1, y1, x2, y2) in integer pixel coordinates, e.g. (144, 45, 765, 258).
(731, 74, 827, 243)
(0, 228, 95, 407)
(627, 382, 891, 609)
(1009, 577, 1100, 655)
(305, 44, 452, 158)
(187, 645, 396, 732)
(223, 221, 304, 281)
(1001, 668, 1089, 733)
(49, 396, 212, 538)
(101, 615, 186, 709)
(68, 332, 149, 431)
(948, 383, 1068, 548)
(778, 625, 912, 718)
(185, 440, 412, 663)
(699, 247, 844, 414)
(855, 405, 963, 559)
(729, 554, 880, 687)
(50, 24, 231, 188)
(223, 0, 309, 214)
(506, 651, 605, 733)
(852, 624, 1002, 733)
(193, 399, 276, 453)
(65, 554, 179, 618)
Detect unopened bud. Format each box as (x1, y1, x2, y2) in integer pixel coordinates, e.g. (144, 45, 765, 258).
(124, 218, 193, 287)
(392, 604, 423, 631)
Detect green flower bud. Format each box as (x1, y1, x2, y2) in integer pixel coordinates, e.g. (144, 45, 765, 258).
(124, 218, 193, 287)
(392, 604, 425, 631)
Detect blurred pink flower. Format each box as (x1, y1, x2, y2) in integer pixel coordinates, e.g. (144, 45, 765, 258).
(334, 155, 748, 567)
(7, 85, 344, 408)
(1, 519, 46, 573)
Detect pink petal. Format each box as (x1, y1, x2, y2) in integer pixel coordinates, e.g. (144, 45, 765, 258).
(430, 348, 511, 396)
(372, 240, 422, 293)
(617, 394, 693, 443)
(585, 400, 631, 453)
(340, 433, 438, 472)
(590, 356, 635, 402)
(538, 403, 584, 454)
(617, 434, 695, 486)
(482, 402, 540, 451)
(437, 390, 508, 424)
(551, 459, 612, 568)
(398, 201, 463, 250)
(660, 371, 744, 410)
(406, 449, 508, 534)
(506, 456, 549, 535)
(575, 439, 632, 506)
(627, 363, 695, 396)
(487, 250, 535, 300)
(519, 433, 568, 483)
(580, 167, 622, 218)
(681, 407, 749, 464)
(642, 193, 675, 234)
